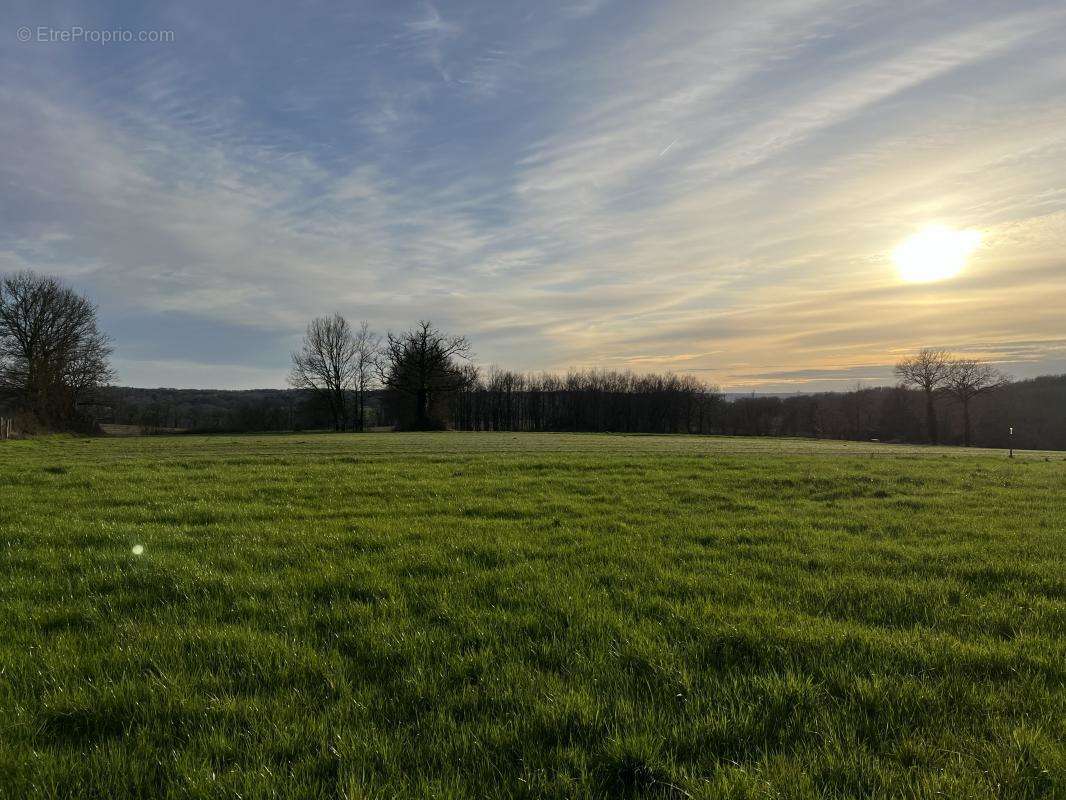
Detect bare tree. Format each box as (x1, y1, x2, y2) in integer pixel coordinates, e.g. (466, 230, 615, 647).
(288, 314, 358, 431)
(895, 349, 951, 444)
(379, 321, 470, 430)
(352, 321, 380, 432)
(0, 271, 114, 425)
(944, 359, 1010, 446)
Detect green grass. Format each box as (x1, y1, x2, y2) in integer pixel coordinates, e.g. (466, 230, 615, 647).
(1, 432, 1063, 799)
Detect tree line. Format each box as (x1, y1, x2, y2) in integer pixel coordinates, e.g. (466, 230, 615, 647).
(2, 272, 1063, 449)
(451, 369, 718, 433)
(289, 313, 1054, 448)
(450, 369, 1065, 449)
(98, 373, 1066, 451)
(288, 315, 718, 434)
(713, 378, 1066, 450)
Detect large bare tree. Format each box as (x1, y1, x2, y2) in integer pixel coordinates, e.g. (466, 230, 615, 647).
(895, 348, 951, 444)
(289, 314, 361, 431)
(944, 359, 1010, 446)
(379, 321, 470, 430)
(0, 271, 114, 425)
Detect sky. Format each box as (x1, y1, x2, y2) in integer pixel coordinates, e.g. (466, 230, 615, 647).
(2, 1, 1065, 392)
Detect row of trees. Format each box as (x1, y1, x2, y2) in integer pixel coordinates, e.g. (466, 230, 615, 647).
(713, 383, 1050, 448)
(454, 374, 1052, 447)
(290, 315, 1022, 446)
(446, 365, 1032, 447)
(290, 315, 722, 434)
(99, 373, 1066, 449)
(451, 369, 718, 433)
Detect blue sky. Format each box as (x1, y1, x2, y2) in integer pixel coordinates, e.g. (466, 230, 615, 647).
(2, 1, 1065, 390)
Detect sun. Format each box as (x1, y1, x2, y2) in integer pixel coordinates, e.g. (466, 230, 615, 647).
(893, 225, 981, 283)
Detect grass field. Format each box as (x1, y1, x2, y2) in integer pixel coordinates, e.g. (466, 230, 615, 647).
(1, 433, 1063, 799)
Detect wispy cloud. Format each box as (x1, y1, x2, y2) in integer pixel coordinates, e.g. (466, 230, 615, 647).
(1, 0, 1064, 389)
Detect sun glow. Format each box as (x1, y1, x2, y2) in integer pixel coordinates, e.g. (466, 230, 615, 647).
(893, 225, 981, 283)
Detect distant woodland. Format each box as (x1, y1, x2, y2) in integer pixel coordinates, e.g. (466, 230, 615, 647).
(101, 373, 1066, 451)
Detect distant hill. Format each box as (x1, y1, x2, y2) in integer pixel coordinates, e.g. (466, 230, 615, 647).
(98, 387, 385, 432)
(721, 392, 808, 400)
